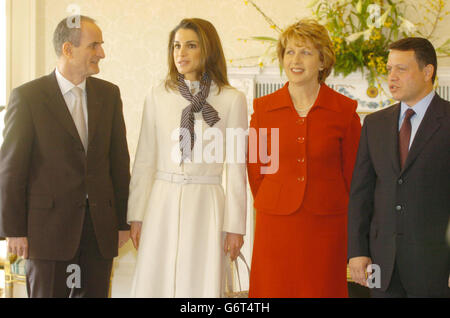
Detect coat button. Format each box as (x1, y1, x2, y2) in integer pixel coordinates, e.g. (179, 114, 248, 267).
(297, 137, 305, 143)
(297, 176, 305, 182)
(395, 205, 402, 211)
(398, 179, 403, 185)
(297, 118, 305, 125)
(297, 157, 305, 163)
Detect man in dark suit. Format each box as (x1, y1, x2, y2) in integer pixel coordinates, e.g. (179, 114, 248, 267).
(0, 15, 130, 297)
(348, 37, 450, 297)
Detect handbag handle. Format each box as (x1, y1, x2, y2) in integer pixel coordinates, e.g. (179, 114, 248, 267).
(228, 252, 250, 292)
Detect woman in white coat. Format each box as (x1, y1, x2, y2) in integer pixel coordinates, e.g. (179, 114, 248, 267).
(127, 18, 248, 297)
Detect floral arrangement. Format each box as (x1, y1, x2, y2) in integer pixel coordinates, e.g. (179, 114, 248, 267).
(233, 0, 450, 91)
(311, 0, 450, 88)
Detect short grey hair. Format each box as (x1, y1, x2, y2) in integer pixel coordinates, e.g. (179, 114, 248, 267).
(53, 15, 96, 57)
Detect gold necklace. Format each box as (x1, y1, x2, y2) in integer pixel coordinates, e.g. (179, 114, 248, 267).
(294, 85, 321, 113)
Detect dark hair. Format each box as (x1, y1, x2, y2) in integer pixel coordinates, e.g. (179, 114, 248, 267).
(53, 15, 96, 57)
(389, 37, 437, 83)
(165, 18, 229, 92)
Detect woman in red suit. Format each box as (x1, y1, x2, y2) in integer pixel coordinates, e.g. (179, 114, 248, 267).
(248, 19, 361, 297)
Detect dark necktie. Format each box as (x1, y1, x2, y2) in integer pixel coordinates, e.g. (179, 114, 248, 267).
(399, 108, 415, 169)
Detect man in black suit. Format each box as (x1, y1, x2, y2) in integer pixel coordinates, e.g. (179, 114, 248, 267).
(0, 16, 130, 297)
(348, 37, 450, 297)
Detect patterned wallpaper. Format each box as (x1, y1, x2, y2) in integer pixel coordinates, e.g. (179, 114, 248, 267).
(40, 0, 450, 160)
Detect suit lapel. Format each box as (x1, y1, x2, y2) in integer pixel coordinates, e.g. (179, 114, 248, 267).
(401, 95, 444, 173)
(85, 77, 103, 150)
(42, 71, 84, 145)
(385, 104, 401, 175)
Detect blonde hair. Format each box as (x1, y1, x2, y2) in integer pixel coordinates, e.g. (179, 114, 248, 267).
(165, 18, 229, 92)
(277, 19, 335, 83)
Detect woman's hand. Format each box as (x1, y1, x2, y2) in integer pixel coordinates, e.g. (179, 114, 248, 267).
(224, 232, 244, 261)
(130, 221, 142, 250)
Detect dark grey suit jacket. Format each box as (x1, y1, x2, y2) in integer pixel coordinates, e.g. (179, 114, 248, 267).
(0, 71, 130, 261)
(348, 93, 450, 296)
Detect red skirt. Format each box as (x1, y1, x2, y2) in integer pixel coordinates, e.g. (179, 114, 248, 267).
(248, 205, 348, 298)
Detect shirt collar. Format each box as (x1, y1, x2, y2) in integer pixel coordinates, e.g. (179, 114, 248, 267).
(267, 82, 342, 113)
(55, 67, 86, 95)
(265, 82, 292, 111)
(184, 79, 200, 86)
(400, 90, 435, 119)
(314, 83, 342, 112)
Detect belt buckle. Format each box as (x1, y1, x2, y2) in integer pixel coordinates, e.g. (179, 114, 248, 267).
(182, 174, 192, 184)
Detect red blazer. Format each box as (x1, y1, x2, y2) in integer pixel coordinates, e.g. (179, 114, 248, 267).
(248, 82, 361, 215)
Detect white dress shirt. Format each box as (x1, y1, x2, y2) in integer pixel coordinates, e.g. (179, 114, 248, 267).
(398, 90, 435, 149)
(55, 68, 88, 132)
(184, 79, 200, 95)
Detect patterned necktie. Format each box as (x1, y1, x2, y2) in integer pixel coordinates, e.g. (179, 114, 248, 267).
(178, 73, 220, 163)
(71, 86, 88, 153)
(398, 108, 415, 169)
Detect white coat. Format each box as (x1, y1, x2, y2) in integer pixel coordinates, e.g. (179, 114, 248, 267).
(127, 81, 248, 297)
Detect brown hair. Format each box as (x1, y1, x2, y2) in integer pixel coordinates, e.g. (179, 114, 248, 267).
(389, 37, 437, 84)
(277, 18, 335, 83)
(165, 18, 229, 92)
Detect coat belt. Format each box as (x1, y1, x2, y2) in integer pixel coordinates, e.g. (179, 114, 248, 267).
(155, 171, 222, 185)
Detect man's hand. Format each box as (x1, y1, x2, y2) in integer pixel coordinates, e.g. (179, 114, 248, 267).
(349, 256, 372, 287)
(6, 237, 29, 259)
(118, 230, 130, 248)
(224, 233, 244, 261)
(130, 222, 142, 250)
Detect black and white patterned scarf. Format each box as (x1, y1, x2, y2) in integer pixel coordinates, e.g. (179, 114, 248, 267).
(178, 73, 220, 163)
